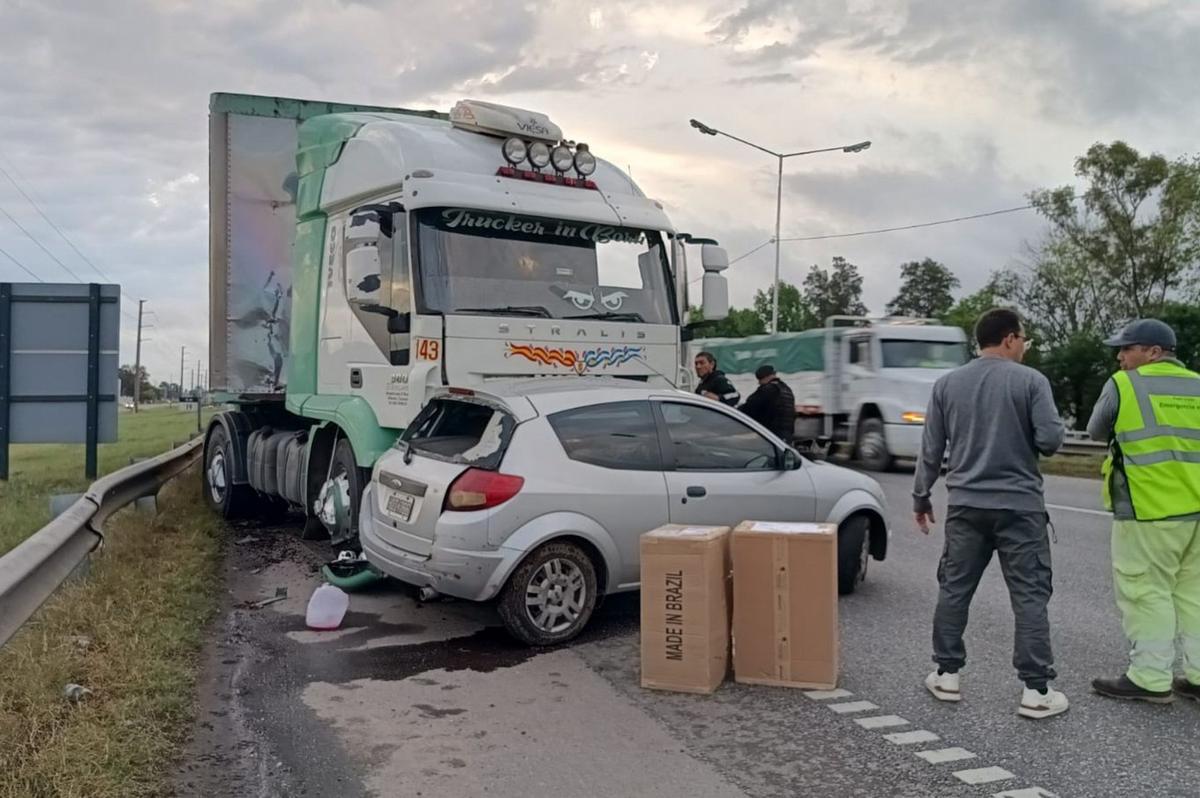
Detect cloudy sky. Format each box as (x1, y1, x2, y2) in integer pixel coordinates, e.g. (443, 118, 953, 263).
(1, 0, 1198, 383)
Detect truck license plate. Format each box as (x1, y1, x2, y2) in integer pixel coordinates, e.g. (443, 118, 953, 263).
(386, 492, 415, 523)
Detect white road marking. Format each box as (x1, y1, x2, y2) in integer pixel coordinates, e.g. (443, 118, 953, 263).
(954, 766, 1016, 785)
(1046, 503, 1111, 517)
(993, 788, 1057, 798)
(827, 700, 879, 714)
(803, 688, 854, 700)
(884, 729, 940, 745)
(854, 715, 909, 729)
(916, 747, 977, 764)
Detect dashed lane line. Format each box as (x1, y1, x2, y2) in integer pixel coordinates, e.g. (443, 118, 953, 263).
(883, 729, 940, 745)
(854, 715, 910, 730)
(954, 765, 1016, 785)
(1046, 502, 1111, 517)
(915, 747, 977, 765)
(827, 700, 879, 714)
(803, 688, 1054, 795)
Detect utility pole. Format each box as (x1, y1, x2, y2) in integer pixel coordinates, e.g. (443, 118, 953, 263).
(133, 299, 145, 413)
(179, 345, 186, 404)
(195, 359, 200, 397)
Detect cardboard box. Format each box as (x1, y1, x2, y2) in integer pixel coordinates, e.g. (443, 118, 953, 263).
(732, 521, 838, 689)
(640, 525, 732, 694)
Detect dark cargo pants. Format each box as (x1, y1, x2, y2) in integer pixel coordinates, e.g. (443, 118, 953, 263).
(933, 506, 1057, 689)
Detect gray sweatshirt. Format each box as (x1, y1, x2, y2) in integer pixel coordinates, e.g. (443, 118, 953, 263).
(913, 356, 1065, 514)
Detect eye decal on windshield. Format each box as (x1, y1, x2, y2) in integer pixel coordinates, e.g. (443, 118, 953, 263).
(601, 290, 628, 311)
(561, 289, 595, 310)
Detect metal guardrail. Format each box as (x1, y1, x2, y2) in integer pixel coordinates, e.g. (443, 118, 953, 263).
(0, 436, 203, 648)
(1060, 439, 1107, 456)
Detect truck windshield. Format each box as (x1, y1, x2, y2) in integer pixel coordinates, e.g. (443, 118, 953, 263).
(880, 339, 967, 368)
(413, 207, 676, 325)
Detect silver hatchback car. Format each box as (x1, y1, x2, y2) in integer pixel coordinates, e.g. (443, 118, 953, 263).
(359, 381, 890, 645)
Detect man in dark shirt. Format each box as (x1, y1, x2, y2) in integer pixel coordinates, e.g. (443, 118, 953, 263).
(694, 351, 740, 407)
(738, 365, 795, 442)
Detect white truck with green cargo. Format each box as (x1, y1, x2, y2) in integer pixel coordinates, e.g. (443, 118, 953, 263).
(203, 93, 731, 543)
(691, 318, 969, 470)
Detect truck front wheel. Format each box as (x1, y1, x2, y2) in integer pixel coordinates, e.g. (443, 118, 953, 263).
(314, 438, 367, 548)
(856, 418, 893, 472)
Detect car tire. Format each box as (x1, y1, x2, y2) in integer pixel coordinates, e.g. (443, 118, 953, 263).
(203, 424, 250, 519)
(497, 542, 599, 646)
(856, 418, 894, 472)
(838, 515, 870, 595)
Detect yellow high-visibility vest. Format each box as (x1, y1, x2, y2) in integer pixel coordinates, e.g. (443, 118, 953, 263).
(1102, 361, 1200, 520)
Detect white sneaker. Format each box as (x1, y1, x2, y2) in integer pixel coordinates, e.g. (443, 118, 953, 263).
(925, 670, 962, 702)
(1019, 686, 1069, 719)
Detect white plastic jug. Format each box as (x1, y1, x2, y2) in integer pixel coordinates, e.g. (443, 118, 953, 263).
(306, 584, 350, 630)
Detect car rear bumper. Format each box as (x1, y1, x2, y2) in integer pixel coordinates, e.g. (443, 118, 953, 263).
(358, 484, 509, 601)
(884, 422, 924, 459)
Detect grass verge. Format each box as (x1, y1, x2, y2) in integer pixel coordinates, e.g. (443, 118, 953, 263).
(1041, 454, 1105, 479)
(0, 468, 222, 798)
(1, 406, 214, 557)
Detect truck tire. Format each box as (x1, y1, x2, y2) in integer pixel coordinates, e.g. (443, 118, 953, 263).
(204, 424, 250, 519)
(837, 515, 870, 595)
(497, 542, 599, 646)
(856, 418, 893, 472)
(322, 438, 367, 548)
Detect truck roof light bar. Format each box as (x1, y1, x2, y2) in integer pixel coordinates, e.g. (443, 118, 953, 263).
(496, 167, 597, 190)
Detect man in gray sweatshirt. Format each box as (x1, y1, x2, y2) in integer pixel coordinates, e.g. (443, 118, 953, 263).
(913, 308, 1068, 719)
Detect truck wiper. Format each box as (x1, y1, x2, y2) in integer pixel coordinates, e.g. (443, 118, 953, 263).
(453, 305, 552, 318)
(567, 311, 645, 322)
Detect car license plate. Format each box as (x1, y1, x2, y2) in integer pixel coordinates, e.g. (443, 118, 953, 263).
(386, 492, 415, 523)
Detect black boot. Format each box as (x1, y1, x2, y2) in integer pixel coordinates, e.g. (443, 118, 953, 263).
(1174, 677, 1200, 703)
(1092, 675, 1174, 704)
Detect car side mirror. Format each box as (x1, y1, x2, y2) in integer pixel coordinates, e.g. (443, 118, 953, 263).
(780, 448, 802, 470)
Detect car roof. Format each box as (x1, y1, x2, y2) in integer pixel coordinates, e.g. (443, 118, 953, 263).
(435, 379, 706, 417)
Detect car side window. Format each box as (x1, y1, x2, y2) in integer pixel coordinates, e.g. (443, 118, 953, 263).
(658, 402, 778, 471)
(548, 401, 662, 471)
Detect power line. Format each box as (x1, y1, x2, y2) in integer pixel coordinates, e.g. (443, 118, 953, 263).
(777, 205, 1035, 243)
(0, 161, 118, 284)
(0, 243, 44, 282)
(0, 203, 87, 282)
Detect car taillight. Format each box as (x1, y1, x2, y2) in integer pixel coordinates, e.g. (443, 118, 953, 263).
(445, 468, 524, 511)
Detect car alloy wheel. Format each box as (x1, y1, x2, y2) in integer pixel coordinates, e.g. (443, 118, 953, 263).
(525, 558, 587, 634)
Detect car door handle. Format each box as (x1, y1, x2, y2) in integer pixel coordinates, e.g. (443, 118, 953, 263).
(686, 486, 707, 498)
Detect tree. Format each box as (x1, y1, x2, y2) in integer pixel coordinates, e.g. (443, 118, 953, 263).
(1029, 141, 1200, 319)
(941, 271, 1019, 349)
(886, 258, 960, 318)
(688, 306, 767, 338)
(801, 256, 869, 323)
(119, 364, 155, 400)
(752, 280, 809, 332)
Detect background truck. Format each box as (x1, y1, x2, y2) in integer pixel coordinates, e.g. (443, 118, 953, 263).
(203, 93, 729, 542)
(689, 318, 968, 470)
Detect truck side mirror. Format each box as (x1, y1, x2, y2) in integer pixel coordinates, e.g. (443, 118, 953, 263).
(387, 313, 411, 334)
(700, 244, 729, 321)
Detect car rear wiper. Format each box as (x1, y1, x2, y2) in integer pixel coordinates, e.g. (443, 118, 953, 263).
(453, 305, 552, 318)
(567, 311, 645, 322)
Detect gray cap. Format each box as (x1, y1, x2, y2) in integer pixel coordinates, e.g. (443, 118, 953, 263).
(1103, 318, 1177, 350)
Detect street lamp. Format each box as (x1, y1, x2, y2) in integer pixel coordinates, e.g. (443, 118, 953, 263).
(689, 118, 870, 333)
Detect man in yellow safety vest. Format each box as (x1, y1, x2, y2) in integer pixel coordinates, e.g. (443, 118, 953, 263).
(1088, 319, 1200, 704)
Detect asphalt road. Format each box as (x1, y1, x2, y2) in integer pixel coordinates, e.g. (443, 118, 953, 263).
(175, 469, 1200, 798)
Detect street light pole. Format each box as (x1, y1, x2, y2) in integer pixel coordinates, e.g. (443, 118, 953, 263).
(689, 119, 870, 333)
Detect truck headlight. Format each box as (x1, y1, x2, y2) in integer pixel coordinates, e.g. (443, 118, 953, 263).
(527, 141, 551, 169)
(502, 137, 527, 166)
(573, 144, 596, 176)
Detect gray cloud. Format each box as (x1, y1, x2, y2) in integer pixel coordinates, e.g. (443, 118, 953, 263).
(727, 72, 800, 86)
(712, 0, 1200, 121)
(458, 47, 654, 95)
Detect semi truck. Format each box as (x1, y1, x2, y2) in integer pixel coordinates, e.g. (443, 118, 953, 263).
(202, 93, 730, 543)
(689, 318, 969, 470)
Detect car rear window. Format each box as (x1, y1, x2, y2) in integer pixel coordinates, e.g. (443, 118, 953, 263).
(400, 397, 515, 468)
(548, 400, 662, 471)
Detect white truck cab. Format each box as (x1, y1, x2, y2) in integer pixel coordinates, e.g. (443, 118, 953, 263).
(690, 317, 968, 470)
